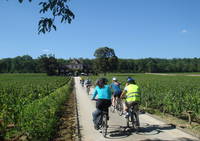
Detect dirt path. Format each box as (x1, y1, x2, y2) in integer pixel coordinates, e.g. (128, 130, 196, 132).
(74, 77, 199, 141)
(52, 92, 76, 141)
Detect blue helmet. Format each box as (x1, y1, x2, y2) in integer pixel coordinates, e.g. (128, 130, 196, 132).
(127, 77, 135, 83)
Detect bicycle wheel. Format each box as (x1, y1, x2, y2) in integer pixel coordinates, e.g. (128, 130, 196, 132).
(130, 112, 135, 129)
(116, 100, 123, 116)
(126, 117, 130, 128)
(101, 114, 108, 137)
(126, 112, 130, 128)
(132, 112, 139, 130)
(111, 98, 116, 113)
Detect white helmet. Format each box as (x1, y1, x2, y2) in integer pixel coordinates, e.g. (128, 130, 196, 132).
(112, 77, 117, 81)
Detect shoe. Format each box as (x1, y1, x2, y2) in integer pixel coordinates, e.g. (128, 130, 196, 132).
(107, 116, 109, 120)
(123, 112, 129, 118)
(94, 124, 99, 130)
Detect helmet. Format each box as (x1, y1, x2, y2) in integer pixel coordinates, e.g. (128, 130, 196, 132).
(112, 77, 117, 81)
(127, 77, 135, 83)
(97, 78, 108, 84)
(102, 78, 108, 83)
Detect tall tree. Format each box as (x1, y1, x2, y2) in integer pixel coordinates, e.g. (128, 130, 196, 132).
(94, 47, 118, 74)
(38, 54, 58, 75)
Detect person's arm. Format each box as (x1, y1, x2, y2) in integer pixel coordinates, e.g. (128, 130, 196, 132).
(91, 87, 98, 99)
(110, 83, 113, 89)
(120, 85, 128, 98)
(120, 90, 127, 98)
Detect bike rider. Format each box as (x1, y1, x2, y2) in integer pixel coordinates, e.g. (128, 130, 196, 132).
(85, 78, 92, 88)
(80, 76, 85, 87)
(91, 78, 112, 130)
(110, 77, 122, 108)
(120, 77, 140, 127)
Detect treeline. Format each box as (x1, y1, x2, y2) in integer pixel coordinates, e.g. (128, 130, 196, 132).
(118, 58, 200, 73)
(0, 55, 200, 74)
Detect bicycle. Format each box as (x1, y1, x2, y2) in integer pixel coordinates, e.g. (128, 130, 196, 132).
(81, 80, 84, 87)
(86, 84, 91, 95)
(126, 103, 140, 130)
(99, 110, 108, 137)
(92, 99, 109, 137)
(115, 98, 123, 116)
(111, 97, 123, 116)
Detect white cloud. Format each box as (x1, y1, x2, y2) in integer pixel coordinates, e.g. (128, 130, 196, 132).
(42, 49, 50, 53)
(181, 29, 188, 33)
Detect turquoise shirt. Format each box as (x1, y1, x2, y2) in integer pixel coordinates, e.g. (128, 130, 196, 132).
(92, 85, 112, 100)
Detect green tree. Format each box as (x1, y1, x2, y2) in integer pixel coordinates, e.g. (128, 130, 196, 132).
(94, 47, 118, 74)
(11, 0, 75, 34)
(38, 54, 58, 75)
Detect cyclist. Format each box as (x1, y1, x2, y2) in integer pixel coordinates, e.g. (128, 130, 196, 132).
(80, 77, 85, 87)
(110, 77, 122, 108)
(80, 76, 83, 83)
(120, 77, 140, 127)
(91, 78, 112, 130)
(85, 78, 92, 88)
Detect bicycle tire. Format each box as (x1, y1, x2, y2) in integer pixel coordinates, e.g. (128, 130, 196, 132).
(126, 114, 130, 128)
(133, 112, 140, 130)
(101, 114, 107, 137)
(130, 112, 135, 128)
(116, 101, 123, 116)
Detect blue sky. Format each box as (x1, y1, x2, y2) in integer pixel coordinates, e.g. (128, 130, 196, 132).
(0, 0, 200, 59)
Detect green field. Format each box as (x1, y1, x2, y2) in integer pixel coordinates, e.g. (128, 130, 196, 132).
(90, 73, 200, 123)
(0, 74, 72, 140)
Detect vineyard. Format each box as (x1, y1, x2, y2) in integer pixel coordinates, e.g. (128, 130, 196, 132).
(0, 74, 73, 140)
(89, 74, 200, 123)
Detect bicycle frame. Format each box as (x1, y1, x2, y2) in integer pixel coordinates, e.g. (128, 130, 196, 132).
(92, 99, 109, 137)
(126, 104, 139, 129)
(100, 111, 108, 137)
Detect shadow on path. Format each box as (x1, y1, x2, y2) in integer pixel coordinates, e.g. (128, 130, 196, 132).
(141, 137, 199, 141)
(136, 123, 176, 135)
(105, 123, 177, 139)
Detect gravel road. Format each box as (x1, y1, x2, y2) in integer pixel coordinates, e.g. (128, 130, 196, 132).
(74, 77, 199, 141)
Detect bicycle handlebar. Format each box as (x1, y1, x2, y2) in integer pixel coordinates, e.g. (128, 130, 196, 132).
(91, 98, 98, 101)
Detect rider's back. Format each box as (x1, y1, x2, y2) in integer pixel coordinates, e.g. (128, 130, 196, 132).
(92, 85, 112, 100)
(110, 82, 121, 92)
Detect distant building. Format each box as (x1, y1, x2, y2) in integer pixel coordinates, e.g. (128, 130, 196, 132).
(58, 59, 84, 76)
(66, 59, 84, 70)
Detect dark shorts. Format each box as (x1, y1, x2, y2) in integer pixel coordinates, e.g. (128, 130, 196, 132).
(96, 99, 112, 112)
(113, 90, 121, 97)
(125, 101, 139, 111)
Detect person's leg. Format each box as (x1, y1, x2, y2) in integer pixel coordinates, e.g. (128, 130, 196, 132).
(92, 109, 101, 125)
(122, 100, 126, 113)
(92, 109, 101, 129)
(116, 94, 121, 105)
(124, 101, 129, 113)
(133, 103, 140, 127)
(112, 95, 115, 107)
(113, 95, 117, 107)
(93, 100, 104, 129)
(101, 100, 111, 120)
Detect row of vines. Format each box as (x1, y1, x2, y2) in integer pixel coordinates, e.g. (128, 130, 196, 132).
(90, 74, 200, 123)
(0, 74, 72, 140)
